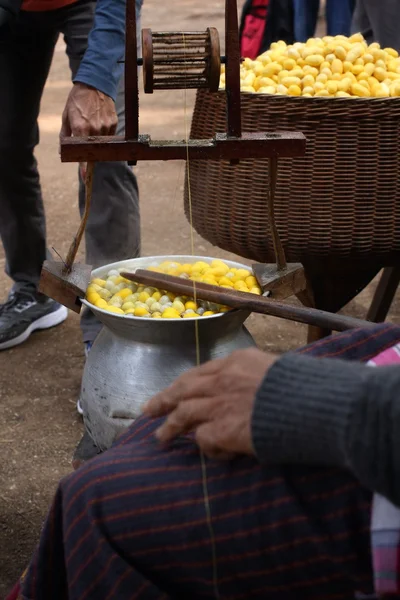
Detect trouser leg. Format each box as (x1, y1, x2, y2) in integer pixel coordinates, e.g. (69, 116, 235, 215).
(352, 0, 400, 49)
(293, 0, 320, 42)
(0, 14, 57, 294)
(326, 0, 355, 36)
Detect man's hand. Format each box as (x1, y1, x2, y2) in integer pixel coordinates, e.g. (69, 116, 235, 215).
(60, 82, 118, 138)
(143, 348, 278, 459)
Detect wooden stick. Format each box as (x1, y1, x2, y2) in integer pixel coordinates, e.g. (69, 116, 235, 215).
(64, 162, 94, 273)
(121, 269, 375, 333)
(268, 157, 287, 271)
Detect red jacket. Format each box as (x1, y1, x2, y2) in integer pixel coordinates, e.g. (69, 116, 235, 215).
(22, 0, 77, 10)
(240, 0, 294, 59)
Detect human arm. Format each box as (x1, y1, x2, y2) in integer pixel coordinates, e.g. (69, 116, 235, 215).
(253, 353, 400, 505)
(61, 0, 140, 137)
(74, 0, 126, 102)
(0, 7, 11, 27)
(144, 347, 400, 506)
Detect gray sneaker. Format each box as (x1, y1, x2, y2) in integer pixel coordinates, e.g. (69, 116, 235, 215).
(0, 291, 68, 350)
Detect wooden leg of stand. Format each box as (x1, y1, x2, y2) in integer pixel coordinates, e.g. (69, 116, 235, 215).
(296, 287, 314, 309)
(296, 285, 332, 343)
(367, 266, 400, 323)
(304, 266, 400, 338)
(298, 264, 385, 344)
(306, 325, 331, 343)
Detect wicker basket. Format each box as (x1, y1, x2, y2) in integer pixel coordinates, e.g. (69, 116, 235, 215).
(184, 90, 400, 271)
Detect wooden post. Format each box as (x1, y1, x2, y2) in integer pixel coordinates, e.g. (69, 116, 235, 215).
(225, 0, 241, 138)
(367, 266, 400, 323)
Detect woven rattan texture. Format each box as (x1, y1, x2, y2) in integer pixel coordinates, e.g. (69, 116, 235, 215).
(184, 90, 400, 268)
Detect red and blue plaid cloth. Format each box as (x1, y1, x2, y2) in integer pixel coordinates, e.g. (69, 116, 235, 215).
(368, 344, 400, 597)
(6, 325, 400, 600)
(240, 0, 270, 59)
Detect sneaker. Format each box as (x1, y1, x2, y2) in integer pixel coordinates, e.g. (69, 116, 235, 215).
(0, 291, 68, 351)
(77, 341, 93, 415)
(84, 340, 93, 358)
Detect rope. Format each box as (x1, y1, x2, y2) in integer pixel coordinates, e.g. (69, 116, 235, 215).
(182, 32, 220, 600)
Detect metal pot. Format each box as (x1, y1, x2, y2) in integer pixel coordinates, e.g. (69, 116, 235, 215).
(81, 255, 257, 451)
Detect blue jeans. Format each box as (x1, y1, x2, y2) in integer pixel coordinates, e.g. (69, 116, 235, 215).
(293, 0, 355, 42)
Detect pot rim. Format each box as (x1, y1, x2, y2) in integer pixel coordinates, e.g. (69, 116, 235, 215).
(83, 254, 255, 322)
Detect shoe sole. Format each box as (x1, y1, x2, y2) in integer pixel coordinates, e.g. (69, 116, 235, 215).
(0, 305, 69, 351)
(76, 343, 93, 415)
(76, 398, 84, 416)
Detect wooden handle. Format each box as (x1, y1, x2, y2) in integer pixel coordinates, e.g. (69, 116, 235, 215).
(64, 161, 94, 273)
(268, 157, 287, 271)
(121, 269, 374, 333)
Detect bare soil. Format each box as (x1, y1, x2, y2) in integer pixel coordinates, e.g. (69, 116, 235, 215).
(0, 2, 399, 596)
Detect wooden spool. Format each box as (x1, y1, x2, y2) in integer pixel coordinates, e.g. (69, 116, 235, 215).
(142, 28, 221, 93)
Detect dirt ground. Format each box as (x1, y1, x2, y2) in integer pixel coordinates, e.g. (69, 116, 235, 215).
(0, 1, 399, 596)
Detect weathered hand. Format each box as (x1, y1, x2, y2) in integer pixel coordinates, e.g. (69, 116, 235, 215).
(60, 82, 118, 138)
(143, 348, 278, 459)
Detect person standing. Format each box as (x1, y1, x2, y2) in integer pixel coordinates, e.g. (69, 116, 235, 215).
(0, 0, 142, 353)
(240, 0, 295, 60)
(352, 0, 400, 49)
(293, 0, 355, 42)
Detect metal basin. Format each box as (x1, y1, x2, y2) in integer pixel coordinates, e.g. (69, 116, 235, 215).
(81, 255, 257, 450)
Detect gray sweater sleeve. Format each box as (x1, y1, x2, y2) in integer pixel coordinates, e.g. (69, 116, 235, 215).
(251, 354, 400, 506)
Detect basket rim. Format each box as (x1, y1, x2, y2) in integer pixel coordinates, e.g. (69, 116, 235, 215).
(216, 89, 400, 103)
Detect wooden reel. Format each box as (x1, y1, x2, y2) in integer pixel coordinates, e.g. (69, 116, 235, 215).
(142, 28, 221, 93)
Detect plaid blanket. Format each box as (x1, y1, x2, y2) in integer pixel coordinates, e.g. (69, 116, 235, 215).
(6, 324, 400, 600)
(368, 344, 400, 597)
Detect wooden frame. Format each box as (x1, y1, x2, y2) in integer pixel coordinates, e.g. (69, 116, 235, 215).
(59, 0, 306, 164)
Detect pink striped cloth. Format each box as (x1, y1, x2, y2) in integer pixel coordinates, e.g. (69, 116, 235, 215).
(368, 343, 400, 597)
